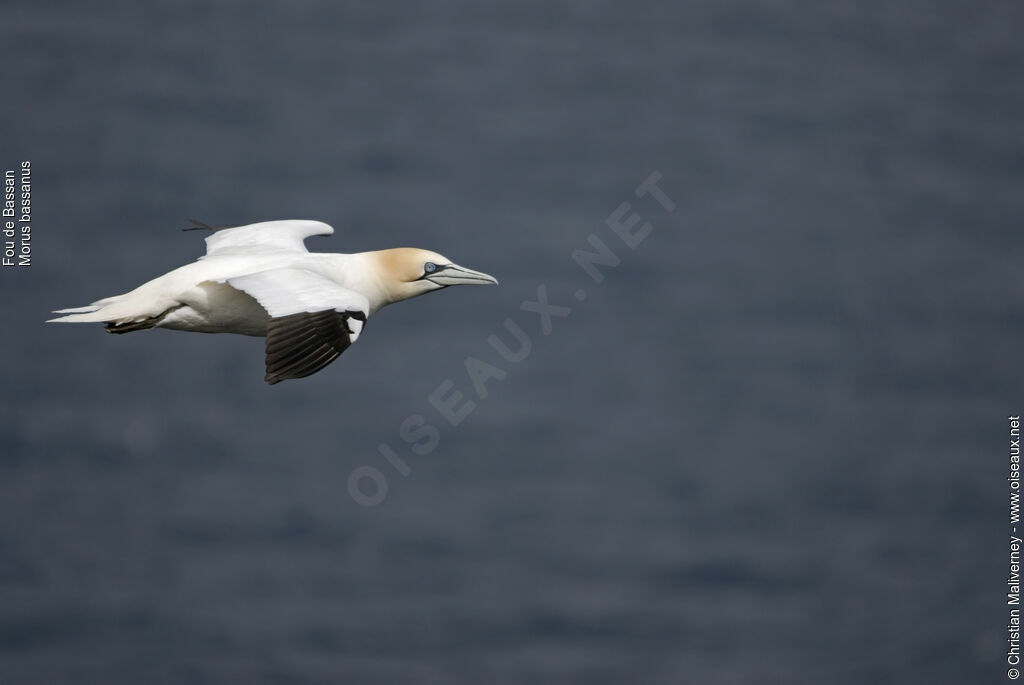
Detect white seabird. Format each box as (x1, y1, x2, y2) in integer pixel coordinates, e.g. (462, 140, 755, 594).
(48, 219, 498, 384)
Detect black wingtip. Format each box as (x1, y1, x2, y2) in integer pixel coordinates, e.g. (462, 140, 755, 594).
(182, 218, 212, 232)
(262, 310, 357, 385)
(182, 218, 242, 232)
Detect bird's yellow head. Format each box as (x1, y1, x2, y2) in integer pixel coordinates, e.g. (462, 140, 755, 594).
(371, 248, 498, 305)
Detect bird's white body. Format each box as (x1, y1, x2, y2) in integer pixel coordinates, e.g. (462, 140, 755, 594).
(49, 220, 498, 383)
(104, 252, 378, 336)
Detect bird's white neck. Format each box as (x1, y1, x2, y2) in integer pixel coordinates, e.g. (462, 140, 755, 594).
(321, 251, 437, 315)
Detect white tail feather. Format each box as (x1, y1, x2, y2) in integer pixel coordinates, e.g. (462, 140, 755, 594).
(47, 294, 142, 324)
(47, 310, 116, 324)
(51, 305, 100, 314)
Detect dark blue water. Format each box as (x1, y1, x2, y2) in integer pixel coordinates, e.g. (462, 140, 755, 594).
(1, 2, 1021, 683)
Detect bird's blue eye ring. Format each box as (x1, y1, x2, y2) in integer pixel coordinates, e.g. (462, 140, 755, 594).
(424, 262, 437, 274)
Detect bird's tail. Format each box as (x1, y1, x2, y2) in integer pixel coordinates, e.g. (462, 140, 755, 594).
(49, 267, 184, 330)
(47, 297, 121, 323)
(46, 293, 163, 329)
(52, 305, 103, 315)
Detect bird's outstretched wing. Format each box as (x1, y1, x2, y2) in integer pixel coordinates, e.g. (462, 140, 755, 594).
(223, 268, 369, 384)
(200, 220, 334, 259)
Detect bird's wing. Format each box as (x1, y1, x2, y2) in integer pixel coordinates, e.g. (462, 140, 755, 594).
(201, 220, 334, 259)
(224, 268, 370, 385)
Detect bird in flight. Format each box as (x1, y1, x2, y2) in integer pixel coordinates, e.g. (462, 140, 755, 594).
(48, 220, 498, 384)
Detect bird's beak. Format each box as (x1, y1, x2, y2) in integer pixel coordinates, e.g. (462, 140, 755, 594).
(426, 263, 499, 287)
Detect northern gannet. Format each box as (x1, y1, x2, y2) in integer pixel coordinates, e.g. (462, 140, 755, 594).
(48, 220, 498, 384)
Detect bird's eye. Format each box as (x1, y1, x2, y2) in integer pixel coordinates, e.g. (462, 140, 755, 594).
(424, 262, 437, 274)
